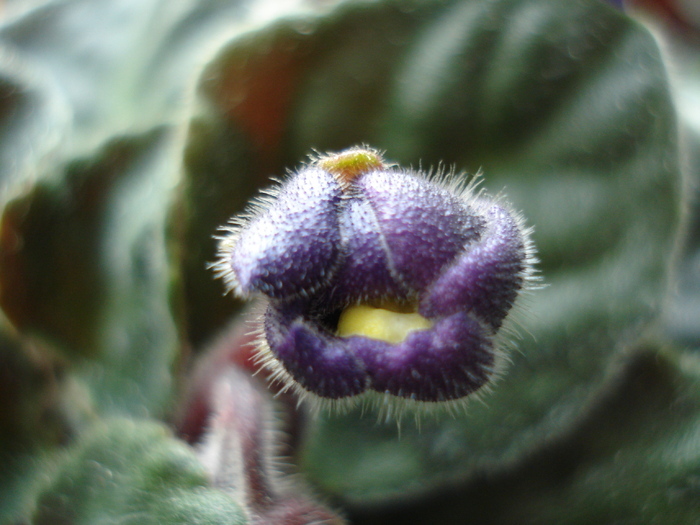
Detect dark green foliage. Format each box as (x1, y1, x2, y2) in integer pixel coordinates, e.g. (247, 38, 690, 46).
(33, 418, 247, 525)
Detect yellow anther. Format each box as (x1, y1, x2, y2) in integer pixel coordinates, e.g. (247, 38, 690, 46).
(337, 304, 433, 344)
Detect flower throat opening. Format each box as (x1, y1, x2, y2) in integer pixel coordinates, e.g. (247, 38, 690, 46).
(336, 301, 433, 344)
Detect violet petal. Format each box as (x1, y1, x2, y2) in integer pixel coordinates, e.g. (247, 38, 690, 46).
(351, 312, 494, 402)
(230, 167, 343, 299)
(420, 204, 526, 330)
(359, 169, 484, 292)
(265, 302, 367, 399)
(327, 197, 409, 308)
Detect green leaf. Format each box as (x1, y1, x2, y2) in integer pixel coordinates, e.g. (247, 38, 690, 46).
(0, 317, 79, 523)
(654, 22, 700, 348)
(178, 0, 426, 343)
(346, 347, 700, 523)
(0, 0, 341, 417)
(0, 0, 277, 159)
(32, 418, 247, 525)
(0, 1, 338, 520)
(0, 48, 70, 201)
(0, 129, 183, 417)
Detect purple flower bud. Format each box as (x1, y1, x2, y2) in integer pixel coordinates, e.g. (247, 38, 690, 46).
(214, 147, 537, 413)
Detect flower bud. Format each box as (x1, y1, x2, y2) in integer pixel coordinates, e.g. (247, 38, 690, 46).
(214, 147, 537, 414)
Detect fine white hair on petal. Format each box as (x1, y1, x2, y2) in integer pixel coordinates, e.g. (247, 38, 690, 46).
(212, 149, 541, 424)
(210, 182, 284, 298)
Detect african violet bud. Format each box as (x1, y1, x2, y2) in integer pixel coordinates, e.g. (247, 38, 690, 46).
(214, 147, 537, 414)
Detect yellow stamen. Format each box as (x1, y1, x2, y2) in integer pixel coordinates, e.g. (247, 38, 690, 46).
(316, 147, 386, 184)
(337, 304, 433, 344)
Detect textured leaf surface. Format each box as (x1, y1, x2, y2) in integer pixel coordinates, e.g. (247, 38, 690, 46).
(0, 0, 326, 520)
(33, 418, 247, 525)
(0, 0, 324, 418)
(305, 0, 679, 501)
(0, 48, 69, 199)
(0, 316, 79, 523)
(0, 129, 182, 418)
(346, 347, 700, 524)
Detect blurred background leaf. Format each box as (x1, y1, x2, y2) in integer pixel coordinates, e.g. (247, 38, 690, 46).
(32, 418, 247, 525)
(0, 0, 328, 521)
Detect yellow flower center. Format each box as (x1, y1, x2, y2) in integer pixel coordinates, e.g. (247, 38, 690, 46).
(336, 303, 433, 344)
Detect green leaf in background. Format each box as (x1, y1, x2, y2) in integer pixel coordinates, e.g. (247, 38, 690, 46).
(0, 48, 70, 197)
(304, 0, 679, 503)
(346, 345, 700, 524)
(0, 314, 87, 523)
(182, 0, 682, 509)
(32, 418, 247, 525)
(0, 129, 182, 418)
(0, 0, 269, 161)
(650, 8, 700, 350)
(0, 1, 329, 520)
(0, 0, 340, 420)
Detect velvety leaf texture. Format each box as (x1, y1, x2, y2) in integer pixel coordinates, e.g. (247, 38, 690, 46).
(33, 418, 247, 525)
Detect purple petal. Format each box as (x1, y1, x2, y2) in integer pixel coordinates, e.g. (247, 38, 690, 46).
(420, 204, 526, 329)
(359, 170, 484, 292)
(326, 197, 409, 307)
(351, 312, 494, 402)
(230, 168, 343, 299)
(265, 302, 367, 399)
